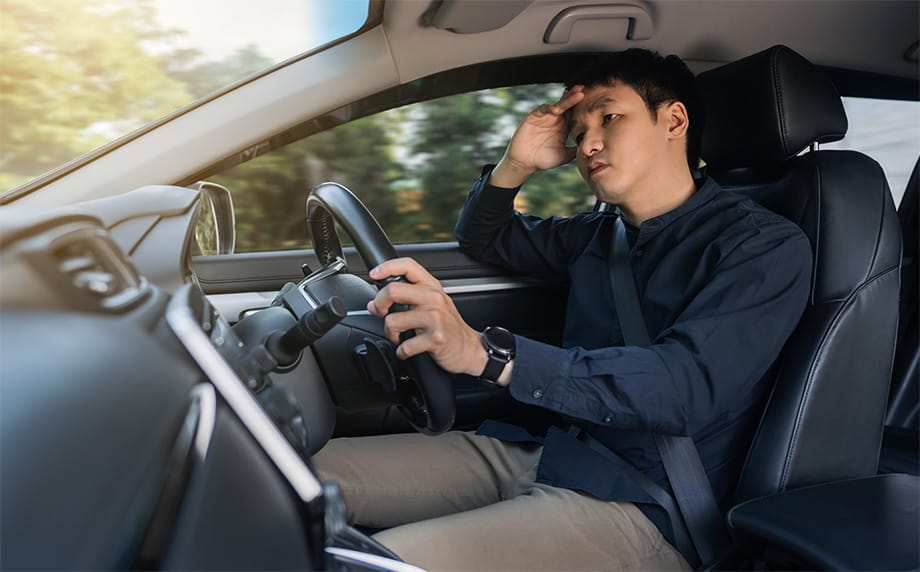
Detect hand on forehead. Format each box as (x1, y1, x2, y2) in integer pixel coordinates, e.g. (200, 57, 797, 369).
(560, 84, 586, 131)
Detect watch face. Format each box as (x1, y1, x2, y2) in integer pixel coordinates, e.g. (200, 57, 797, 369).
(484, 326, 515, 356)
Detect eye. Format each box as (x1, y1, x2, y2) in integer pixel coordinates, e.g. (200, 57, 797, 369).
(574, 132, 584, 144)
(602, 113, 619, 125)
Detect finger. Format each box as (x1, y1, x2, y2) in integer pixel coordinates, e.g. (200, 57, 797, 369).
(530, 103, 555, 118)
(552, 87, 585, 114)
(395, 333, 428, 360)
(372, 280, 444, 316)
(370, 284, 399, 317)
(561, 84, 585, 99)
(369, 257, 440, 287)
(383, 308, 434, 346)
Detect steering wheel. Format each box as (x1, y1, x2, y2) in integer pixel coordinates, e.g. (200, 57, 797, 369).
(305, 182, 455, 435)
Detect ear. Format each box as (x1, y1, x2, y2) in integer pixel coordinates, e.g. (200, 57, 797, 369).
(662, 101, 690, 140)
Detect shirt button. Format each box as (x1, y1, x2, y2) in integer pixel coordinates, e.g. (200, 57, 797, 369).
(532, 388, 544, 399)
(603, 415, 613, 424)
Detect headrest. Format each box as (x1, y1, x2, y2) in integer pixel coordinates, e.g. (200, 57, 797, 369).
(698, 45, 847, 170)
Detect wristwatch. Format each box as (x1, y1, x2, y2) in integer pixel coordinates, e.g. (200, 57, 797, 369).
(479, 326, 516, 384)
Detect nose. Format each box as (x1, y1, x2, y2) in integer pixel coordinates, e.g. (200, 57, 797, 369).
(579, 127, 604, 158)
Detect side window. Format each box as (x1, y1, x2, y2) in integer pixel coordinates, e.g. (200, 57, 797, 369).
(824, 97, 919, 206)
(209, 85, 592, 254)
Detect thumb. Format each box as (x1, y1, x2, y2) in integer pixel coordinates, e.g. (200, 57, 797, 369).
(562, 145, 578, 164)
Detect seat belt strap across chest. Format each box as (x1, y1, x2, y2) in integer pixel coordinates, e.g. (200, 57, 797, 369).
(608, 215, 732, 568)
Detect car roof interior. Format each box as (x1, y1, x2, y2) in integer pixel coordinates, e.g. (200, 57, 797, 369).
(383, 1, 918, 86)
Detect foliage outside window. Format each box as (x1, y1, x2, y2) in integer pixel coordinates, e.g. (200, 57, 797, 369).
(0, 0, 369, 191)
(211, 85, 594, 253)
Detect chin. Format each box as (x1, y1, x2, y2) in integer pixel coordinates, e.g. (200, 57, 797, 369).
(591, 183, 624, 205)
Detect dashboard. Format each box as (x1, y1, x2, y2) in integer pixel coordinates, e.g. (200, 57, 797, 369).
(0, 195, 421, 571)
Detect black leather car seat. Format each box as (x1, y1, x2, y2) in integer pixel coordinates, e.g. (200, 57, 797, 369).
(696, 46, 914, 569)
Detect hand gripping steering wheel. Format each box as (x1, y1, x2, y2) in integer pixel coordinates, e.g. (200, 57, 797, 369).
(306, 182, 456, 434)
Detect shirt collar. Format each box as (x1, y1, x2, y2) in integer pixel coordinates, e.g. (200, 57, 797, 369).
(622, 176, 722, 247)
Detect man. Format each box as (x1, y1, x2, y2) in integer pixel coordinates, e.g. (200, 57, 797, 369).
(314, 49, 811, 571)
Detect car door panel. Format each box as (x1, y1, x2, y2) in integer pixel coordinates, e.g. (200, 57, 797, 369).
(195, 242, 568, 436)
(195, 242, 567, 342)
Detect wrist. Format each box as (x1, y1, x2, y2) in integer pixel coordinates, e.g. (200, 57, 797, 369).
(489, 157, 534, 189)
(471, 343, 512, 386)
(469, 332, 490, 377)
(496, 359, 513, 387)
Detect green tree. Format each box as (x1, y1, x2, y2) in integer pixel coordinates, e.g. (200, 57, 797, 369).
(212, 83, 593, 252)
(165, 44, 272, 100)
(409, 91, 507, 241)
(211, 112, 403, 252)
(0, 0, 192, 189)
(405, 84, 592, 242)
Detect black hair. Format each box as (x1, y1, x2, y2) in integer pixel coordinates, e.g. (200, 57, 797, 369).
(565, 49, 704, 171)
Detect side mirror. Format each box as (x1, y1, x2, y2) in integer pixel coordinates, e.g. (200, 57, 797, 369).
(191, 182, 236, 255)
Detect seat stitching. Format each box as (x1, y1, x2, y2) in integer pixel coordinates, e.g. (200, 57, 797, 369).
(781, 265, 900, 488)
(771, 48, 789, 158)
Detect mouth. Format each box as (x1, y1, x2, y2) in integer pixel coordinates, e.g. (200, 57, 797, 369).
(587, 161, 608, 177)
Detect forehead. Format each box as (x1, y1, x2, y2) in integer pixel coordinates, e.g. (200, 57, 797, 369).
(569, 82, 642, 118)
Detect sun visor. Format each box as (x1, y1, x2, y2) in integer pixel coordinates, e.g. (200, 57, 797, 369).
(421, 0, 534, 33)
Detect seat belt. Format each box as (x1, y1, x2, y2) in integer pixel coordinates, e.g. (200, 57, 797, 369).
(568, 426, 696, 562)
(608, 215, 732, 568)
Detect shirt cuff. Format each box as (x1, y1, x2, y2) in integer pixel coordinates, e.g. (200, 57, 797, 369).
(507, 335, 570, 410)
(461, 165, 522, 222)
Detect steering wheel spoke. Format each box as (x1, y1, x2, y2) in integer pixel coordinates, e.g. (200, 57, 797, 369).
(304, 182, 456, 434)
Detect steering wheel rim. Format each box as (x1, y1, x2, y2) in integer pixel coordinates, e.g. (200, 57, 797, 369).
(306, 182, 456, 435)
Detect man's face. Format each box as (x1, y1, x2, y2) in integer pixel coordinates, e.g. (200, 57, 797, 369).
(567, 82, 672, 204)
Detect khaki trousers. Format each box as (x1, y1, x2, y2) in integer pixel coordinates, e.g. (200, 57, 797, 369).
(313, 431, 689, 571)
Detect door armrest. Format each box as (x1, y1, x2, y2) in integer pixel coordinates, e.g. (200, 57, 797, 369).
(728, 473, 919, 570)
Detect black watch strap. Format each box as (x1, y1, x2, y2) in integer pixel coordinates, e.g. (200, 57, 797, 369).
(479, 326, 515, 384)
(480, 354, 507, 384)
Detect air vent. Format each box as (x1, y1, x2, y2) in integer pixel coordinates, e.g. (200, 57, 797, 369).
(52, 230, 147, 310)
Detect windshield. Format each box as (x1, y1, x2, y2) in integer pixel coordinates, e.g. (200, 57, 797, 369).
(0, 0, 370, 192)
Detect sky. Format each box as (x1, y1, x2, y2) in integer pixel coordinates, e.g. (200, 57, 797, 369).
(153, 0, 369, 63)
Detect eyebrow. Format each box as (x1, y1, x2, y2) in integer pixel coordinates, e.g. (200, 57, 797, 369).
(587, 97, 618, 113)
(568, 97, 619, 137)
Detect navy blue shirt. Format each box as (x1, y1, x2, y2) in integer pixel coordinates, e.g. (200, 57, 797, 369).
(455, 167, 812, 540)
